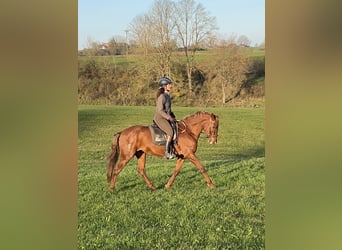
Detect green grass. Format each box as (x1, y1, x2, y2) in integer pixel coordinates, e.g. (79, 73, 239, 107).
(78, 105, 265, 249)
(78, 47, 265, 67)
(78, 55, 136, 69)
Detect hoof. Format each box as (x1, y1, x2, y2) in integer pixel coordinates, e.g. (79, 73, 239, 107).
(208, 183, 215, 189)
(149, 185, 157, 191)
(165, 184, 171, 190)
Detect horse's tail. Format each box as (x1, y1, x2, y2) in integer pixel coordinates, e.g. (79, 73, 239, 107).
(106, 132, 121, 183)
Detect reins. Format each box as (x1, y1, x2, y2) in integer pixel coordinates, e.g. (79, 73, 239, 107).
(178, 120, 187, 134)
(178, 111, 218, 141)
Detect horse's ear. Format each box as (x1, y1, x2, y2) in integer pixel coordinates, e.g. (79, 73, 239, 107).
(211, 113, 217, 120)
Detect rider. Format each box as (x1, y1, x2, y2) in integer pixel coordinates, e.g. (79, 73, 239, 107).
(154, 76, 176, 159)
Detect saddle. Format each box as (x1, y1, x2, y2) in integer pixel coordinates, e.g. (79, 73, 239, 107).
(149, 121, 178, 146)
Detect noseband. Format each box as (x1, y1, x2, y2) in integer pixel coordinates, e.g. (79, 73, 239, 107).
(205, 119, 218, 140)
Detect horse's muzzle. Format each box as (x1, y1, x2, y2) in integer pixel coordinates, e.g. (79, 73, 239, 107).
(208, 138, 217, 144)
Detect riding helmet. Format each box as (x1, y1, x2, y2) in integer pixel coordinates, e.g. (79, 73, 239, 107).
(159, 76, 172, 86)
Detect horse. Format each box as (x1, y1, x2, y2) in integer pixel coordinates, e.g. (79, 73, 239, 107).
(106, 111, 219, 191)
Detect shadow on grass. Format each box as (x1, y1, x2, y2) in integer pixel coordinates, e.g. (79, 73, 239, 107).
(207, 144, 265, 168)
(106, 145, 265, 192)
(169, 144, 265, 187)
(179, 144, 264, 174)
(112, 175, 168, 192)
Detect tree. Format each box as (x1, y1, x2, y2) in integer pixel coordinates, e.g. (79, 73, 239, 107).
(210, 43, 250, 105)
(237, 35, 251, 47)
(130, 0, 176, 78)
(173, 0, 217, 92)
(84, 36, 100, 56)
(129, 14, 152, 57)
(107, 35, 127, 55)
(149, 0, 177, 77)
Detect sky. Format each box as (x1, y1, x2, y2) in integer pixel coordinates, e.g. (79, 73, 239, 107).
(78, 0, 264, 50)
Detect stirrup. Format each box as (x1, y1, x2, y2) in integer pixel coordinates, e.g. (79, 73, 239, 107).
(164, 152, 176, 160)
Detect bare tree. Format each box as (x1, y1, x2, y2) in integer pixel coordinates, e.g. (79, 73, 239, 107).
(129, 14, 152, 57)
(149, 0, 176, 77)
(106, 35, 127, 55)
(211, 43, 250, 105)
(129, 0, 176, 78)
(84, 36, 100, 56)
(173, 0, 217, 92)
(237, 35, 251, 47)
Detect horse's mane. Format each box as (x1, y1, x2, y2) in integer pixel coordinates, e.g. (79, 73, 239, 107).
(181, 111, 213, 122)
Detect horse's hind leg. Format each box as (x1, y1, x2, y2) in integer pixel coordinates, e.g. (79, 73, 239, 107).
(109, 158, 130, 191)
(136, 152, 156, 190)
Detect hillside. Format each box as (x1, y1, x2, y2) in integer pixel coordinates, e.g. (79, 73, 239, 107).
(78, 47, 265, 107)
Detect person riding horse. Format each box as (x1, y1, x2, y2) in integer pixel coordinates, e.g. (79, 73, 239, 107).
(107, 110, 219, 191)
(153, 76, 176, 159)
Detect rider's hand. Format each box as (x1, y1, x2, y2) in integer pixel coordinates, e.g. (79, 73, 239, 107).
(168, 116, 174, 122)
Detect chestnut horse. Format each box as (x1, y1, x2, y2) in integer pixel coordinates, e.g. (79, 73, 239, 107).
(106, 111, 219, 191)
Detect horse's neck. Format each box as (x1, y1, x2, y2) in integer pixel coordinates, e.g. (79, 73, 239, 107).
(184, 117, 207, 138)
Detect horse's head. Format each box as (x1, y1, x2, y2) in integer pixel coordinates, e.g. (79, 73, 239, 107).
(182, 111, 219, 144)
(204, 113, 219, 144)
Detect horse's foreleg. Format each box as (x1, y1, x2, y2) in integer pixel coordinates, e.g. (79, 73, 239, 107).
(165, 158, 185, 189)
(188, 154, 215, 188)
(137, 153, 156, 190)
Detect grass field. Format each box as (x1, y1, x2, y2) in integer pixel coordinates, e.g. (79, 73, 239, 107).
(78, 105, 265, 249)
(78, 47, 265, 67)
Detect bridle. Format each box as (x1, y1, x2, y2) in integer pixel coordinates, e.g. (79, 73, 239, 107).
(205, 118, 218, 142)
(178, 115, 218, 142)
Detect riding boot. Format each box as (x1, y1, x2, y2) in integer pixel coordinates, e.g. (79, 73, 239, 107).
(165, 136, 176, 160)
(168, 143, 176, 159)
